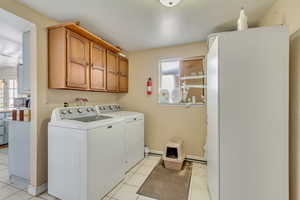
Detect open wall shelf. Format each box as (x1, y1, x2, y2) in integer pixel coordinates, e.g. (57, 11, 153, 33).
(180, 75, 206, 80)
(179, 56, 206, 104)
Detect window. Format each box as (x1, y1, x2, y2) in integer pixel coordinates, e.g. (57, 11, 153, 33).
(159, 59, 181, 104)
(0, 79, 19, 108)
(159, 57, 206, 105)
(0, 80, 4, 108)
(7, 80, 18, 108)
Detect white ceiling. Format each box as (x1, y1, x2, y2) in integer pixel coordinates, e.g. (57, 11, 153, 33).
(0, 9, 32, 68)
(17, 0, 275, 51)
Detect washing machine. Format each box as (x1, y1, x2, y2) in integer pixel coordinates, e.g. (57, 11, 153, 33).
(96, 104, 144, 172)
(48, 106, 126, 200)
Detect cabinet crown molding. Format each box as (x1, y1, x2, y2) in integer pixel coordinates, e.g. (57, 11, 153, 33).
(48, 22, 121, 53)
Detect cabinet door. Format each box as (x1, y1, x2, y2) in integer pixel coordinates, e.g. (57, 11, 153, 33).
(90, 43, 106, 91)
(66, 30, 90, 89)
(106, 50, 119, 92)
(19, 31, 31, 94)
(119, 57, 128, 92)
(8, 121, 31, 179)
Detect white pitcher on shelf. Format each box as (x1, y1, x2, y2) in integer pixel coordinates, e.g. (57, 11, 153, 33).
(237, 7, 248, 31)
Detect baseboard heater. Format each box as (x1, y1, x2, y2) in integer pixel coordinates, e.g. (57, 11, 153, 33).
(149, 152, 207, 164)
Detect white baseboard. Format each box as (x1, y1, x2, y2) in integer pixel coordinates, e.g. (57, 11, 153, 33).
(28, 183, 47, 196)
(149, 149, 163, 155)
(150, 149, 206, 162)
(186, 154, 206, 161)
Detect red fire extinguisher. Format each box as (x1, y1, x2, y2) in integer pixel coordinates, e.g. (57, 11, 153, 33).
(146, 78, 152, 95)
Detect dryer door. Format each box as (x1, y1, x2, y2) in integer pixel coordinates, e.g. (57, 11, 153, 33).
(87, 122, 126, 200)
(125, 118, 144, 171)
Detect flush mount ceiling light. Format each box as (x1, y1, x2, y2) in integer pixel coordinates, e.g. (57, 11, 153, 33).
(160, 0, 182, 7)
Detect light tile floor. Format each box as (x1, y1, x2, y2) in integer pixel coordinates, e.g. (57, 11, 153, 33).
(0, 148, 209, 200)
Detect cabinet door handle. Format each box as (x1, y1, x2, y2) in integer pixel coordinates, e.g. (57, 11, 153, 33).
(107, 125, 112, 129)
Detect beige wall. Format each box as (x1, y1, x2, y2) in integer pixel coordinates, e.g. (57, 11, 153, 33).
(118, 42, 208, 158)
(0, 0, 117, 187)
(259, 1, 300, 199)
(259, 0, 300, 35)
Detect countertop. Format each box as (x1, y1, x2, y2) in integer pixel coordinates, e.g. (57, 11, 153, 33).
(8, 120, 31, 124)
(0, 108, 15, 113)
(0, 107, 29, 113)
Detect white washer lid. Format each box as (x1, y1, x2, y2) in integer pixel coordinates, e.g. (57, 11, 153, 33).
(106, 111, 144, 119)
(48, 117, 124, 130)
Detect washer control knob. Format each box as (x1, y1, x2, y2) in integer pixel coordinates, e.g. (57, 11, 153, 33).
(61, 110, 67, 115)
(77, 108, 83, 113)
(67, 110, 73, 114)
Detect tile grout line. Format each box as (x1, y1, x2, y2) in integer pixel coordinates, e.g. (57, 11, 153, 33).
(106, 159, 158, 200)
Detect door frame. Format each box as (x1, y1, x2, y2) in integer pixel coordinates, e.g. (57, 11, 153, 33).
(27, 23, 40, 195)
(0, 8, 39, 195)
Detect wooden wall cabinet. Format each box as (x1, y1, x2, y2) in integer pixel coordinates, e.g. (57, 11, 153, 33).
(48, 27, 90, 90)
(106, 50, 119, 92)
(106, 51, 129, 93)
(119, 57, 129, 92)
(48, 22, 128, 93)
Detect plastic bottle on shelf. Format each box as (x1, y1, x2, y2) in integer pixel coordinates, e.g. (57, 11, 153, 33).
(24, 110, 31, 122)
(237, 7, 248, 31)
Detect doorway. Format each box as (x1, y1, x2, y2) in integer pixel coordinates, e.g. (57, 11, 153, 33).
(0, 8, 37, 197)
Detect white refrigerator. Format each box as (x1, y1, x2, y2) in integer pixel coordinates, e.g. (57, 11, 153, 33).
(207, 26, 289, 200)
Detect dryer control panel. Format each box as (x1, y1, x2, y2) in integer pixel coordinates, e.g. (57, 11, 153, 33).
(96, 104, 121, 113)
(51, 106, 97, 121)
